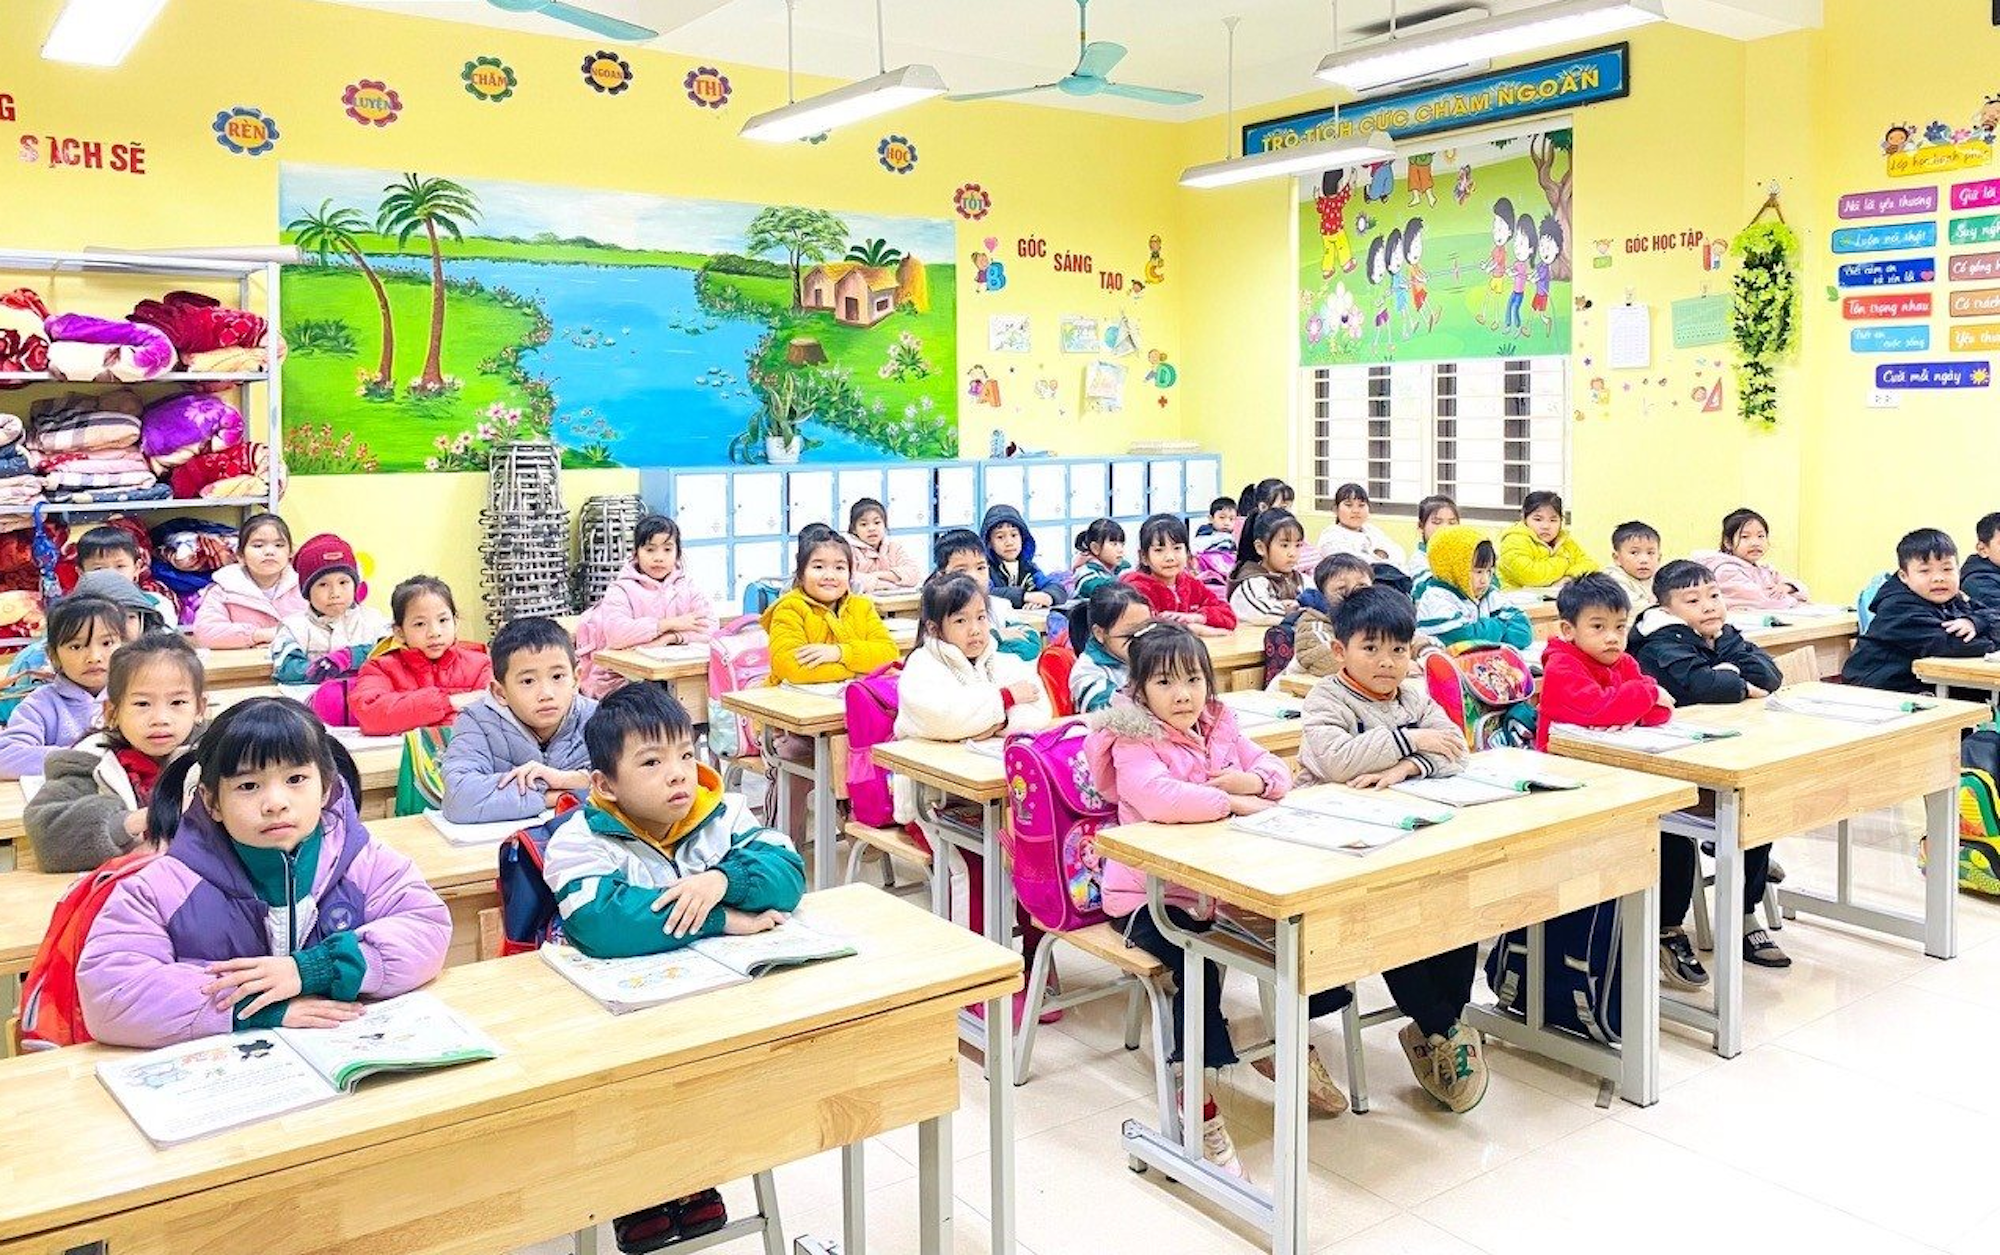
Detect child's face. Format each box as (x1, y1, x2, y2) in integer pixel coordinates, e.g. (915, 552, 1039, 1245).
(1139, 664, 1207, 733)
(801, 544, 851, 605)
(1421, 508, 1458, 540)
(1145, 537, 1188, 581)
(853, 510, 887, 548)
(107, 657, 204, 760)
(1337, 631, 1410, 700)
(1663, 580, 1728, 640)
(1513, 226, 1533, 261)
(1726, 520, 1768, 563)
(943, 550, 988, 584)
(1614, 537, 1660, 583)
(1492, 213, 1511, 246)
(1559, 605, 1631, 668)
(492, 644, 577, 739)
(395, 592, 458, 660)
(241, 526, 291, 584)
(55, 621, 120, 694)
(1903, 553, 1962, 604)
(990, 524, 1024, 562)
(935, 597, 992, 660)
(592, 731, 699, 835)
(1336, 496, 1370, 529)
(636, 532, 679, 581)
(1096, 603, 1151, 663)
(1210, 506, 1237, 532)
(207, 758, 327, 853)
(309, 573, 355, 619)
(81, 550, 139, 581)
(1471, 562, 1495, 599)
(1318, 569, 1372, 609)
(1525, 505, 1562, 544)
(1538, 233, 1558, 263)
(1261, 530, 1302, 575)
(1091, 537, 1126, 569)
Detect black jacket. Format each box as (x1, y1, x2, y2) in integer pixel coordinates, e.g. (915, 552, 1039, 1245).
(1844, 576, 2000, 693)
(1629, 608, 1783, 705)
(980, 504, 1060, 607)
(1961, 554, 2000, 612)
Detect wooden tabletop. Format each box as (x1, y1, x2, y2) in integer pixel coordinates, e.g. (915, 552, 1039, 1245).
(1204, 623, 1273, 672)
(367, 813, 507, 896)
(196, 647, 273, 689)
(1095, 748, 1696, 922)
(1740, 612, 1859, 651)
(870, 588, 922, 617)
(719, 686, 848, 735)
(0, 884, 1020, 1242)
(1914, 655, 2000, 689)
(0, 869, 67, 974)
(592, 647, 710, 685)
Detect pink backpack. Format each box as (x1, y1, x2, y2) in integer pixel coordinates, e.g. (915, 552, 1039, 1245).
(843, 663, 902, 827)
(1002, 721, 1113, 933)
(706, 615, 771, 760)
(1193, 549, 1233, 600)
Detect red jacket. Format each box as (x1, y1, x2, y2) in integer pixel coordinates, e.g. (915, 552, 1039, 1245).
(351, 641, 493, 737)
(1534, 637, 1669, 751)
(1122, 570, 1237, 630)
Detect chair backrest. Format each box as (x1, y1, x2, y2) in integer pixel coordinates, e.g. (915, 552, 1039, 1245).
(1855, 571, 1892, 634)
(1038, 644, 1077, 718)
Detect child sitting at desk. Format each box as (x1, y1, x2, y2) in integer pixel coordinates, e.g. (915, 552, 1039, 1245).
(441, 616, 597, 825)
(1072, 517, 1131, 599)
(981, 504, 1062, 610)
(574, 514, 718, 699)
(1315, 482, 1406, 570)
(191, 512, 307, 648)
(1290, 554, 1375, 681)
(933, 528, 1042, 662)
(1698, 508, 1811, 611)
(0, 594, 123, 779)
(1416, 525, 1532, 649)
(846, 496, 921, 594)
(1294, 586, 1490, 1114)
(0, 571, 161, 724)
(1227, 508, 1307, 626)
(543, 683, 805, 1250)
(1407, 494, 1459, 579)
(1497, 491, 1597, 590)
(350, 576, 492, 737)
(1960, 512, 2000, 612)
(269, 532, 392, 704)
(73, 523, 178, 626)
(1607, 521, 1662, 613)
(1845, 528, 2000, 694)
(1071, 581, 1150, 714)
(1194, 496, 1237, 554)
(1123, 513, 1236, 636)
(1090, 623, 1352, 1180)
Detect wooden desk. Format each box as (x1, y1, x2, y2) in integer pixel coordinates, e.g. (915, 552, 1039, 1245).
(1548, 682, 1985, 1057)
(1739, 612, 1858, 676)
(871, 588, 921, 619)
(1915, 654, 2000, 700)
(0, 870, 65, 978)
(1206, 624, 1276, 692)
(195, 647, 273, 690)
(0, 885, 1025, 1255)
(1525, 601, 1559, 641)
(1097, 749, 1694, 1254)
(591, 648, 711, 716)
(720, 686, 850, 891)
(369, 814, 507, 969)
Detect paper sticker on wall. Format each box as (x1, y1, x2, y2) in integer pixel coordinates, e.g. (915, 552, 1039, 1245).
(1591, 238, 1614, 269)
(1836, 257, 1935, 287)
(1852, 326, 1931, 353)
(966, 365, 1001, 407)
(1888, 139, 1993, 178)
(1033, 378, 1059, 401)
(1830, 221, 1937, 254)
(1948, 323, 2000, 352)
(462, 57, 517, 102)
(1144, 235, 1166, 284)
(1949, 288, 2000, 318)
(1084, 360, 1126, 412)
(988, 315, 1030, 353)
(1875, 360, 1991, 389)
(1951, 213, 2000, 246)
(683, 66, 730, 109)
(877, 134, 917, 175)
(342, 81, 403, 128)
(1693, 379, 1724, 412)
(1059, 316, 1098, 353)
(582, 51, 634, 95)
(1145, 350, 1177, 388)
(953, 184, 991, 220)
(971, 245, 1006, 292)
(1103, 314, 1140, 357)
(1837, 186, 1939, 219)
(212, 106, 279, 157)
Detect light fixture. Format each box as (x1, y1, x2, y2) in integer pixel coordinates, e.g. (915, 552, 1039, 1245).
(740, 0, 947, 143)
(1180, 13, 1395, 190)
(1315, 0, 1664, 93)
(41, 0, 168, 66)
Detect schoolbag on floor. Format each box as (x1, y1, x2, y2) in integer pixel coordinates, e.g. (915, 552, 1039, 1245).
(393, 726, 452, 816)
(1002, 722, 1113, 933)
(843, 663, 902, 828)
(1926, 725, 2000, 895)
(707, 614, 772, 761)
(1483, 899, 1624, 1046)
(19, 849, 159, 1050)
(494, 801, 581, 956)
(1263, 611, 1302, 685)
(1426, 641, 1539, 750)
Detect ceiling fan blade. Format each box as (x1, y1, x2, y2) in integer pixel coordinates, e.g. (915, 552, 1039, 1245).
(533, 0, 659, 40)
(1097, 82, 1204, 106)
(1073, 40, 1127, 80)
(946, 82, 1064, 102)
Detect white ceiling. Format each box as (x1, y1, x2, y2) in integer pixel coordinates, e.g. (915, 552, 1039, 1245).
(311, 0, 1821, 120)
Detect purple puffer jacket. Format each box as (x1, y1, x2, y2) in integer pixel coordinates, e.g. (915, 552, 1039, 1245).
(0, 675, 99, 778)
(77, 781, 450, 1048)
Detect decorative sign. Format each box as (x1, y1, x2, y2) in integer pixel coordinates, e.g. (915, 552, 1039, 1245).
(0, 93, 14, 122)
(18, 133, 147, 173)
(1838, 185, 1939, 219)
(1852, 326, 1932, 352)
(1950, 213, 2000, 245)
(342, 80, 403, 127)
(1888, 140, 1993, 178)
(1145, 234, 1166, 284)
(877, 134, 917, 174)
(1835, 257, 1935, 287)
(462, 56, 517, 102)
(1952, 177, 2000, 211)
(1669, 294, 1731, 348)
(1875, 360, 1991, 388)
(953, 183, 991, 220)
(1950, 251, 2000, 281)
(1949, 287, 2000, 317)
(211, 106, 278, 157)
(1949, 323, 2000, 352)
(1830, 222, 1937, 254)
(581, 51, 633, 95)
(1843, 293, 1933, 320)
(683, 66, 730, 109)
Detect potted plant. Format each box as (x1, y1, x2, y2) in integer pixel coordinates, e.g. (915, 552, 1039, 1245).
(731, 370, 820, 464)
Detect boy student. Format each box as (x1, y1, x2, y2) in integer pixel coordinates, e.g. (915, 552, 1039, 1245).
(542, 682, 805, 1250)
(1846, 528, 2000, 694)
(1294, 587, 1488, 1113)
(1959, 512, 2000, 611)
(1607, 521, 1662, 613)
(74, 525, 176, 625)
(934, 528, 1042, 661)
(1195, 496, 1238, 552)
(440, 617, 598, 825)
(979, 504, 1061, 609)
(1632, 560, 1790, 969)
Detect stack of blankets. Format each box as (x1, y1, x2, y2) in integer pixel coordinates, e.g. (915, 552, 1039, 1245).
(25, 389, 163, 504)
(0, 413, 38, 529)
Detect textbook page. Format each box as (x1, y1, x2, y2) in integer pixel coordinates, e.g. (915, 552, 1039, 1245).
(540, 944, 749, 1014)
(1230, 806, 1411, 855)
(97, 1032, 338, 1147)
(424, 808, 553, 847)
(281, 991, 499, 1091)
(691, 919, 857, 977)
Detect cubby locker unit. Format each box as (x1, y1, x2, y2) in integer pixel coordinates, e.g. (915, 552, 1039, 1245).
(638, 453, 1221, 609)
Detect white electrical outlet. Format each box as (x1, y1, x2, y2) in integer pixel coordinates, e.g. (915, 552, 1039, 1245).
(1868, 389, 1901, 408)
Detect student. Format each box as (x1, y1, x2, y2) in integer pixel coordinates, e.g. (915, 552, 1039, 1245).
(1294, 588, 1488, 1113)
(1607, 520, 1662, 613)
(934, 529, 1042, 662)
(441, 617, 598, 825)
(25, 636, 206, 874)
(573, 515, 718, 699)
(1961, 512, 2000, 611)
(1497, 491, 1597, 589)
(847, 497, 921, 594)
(1632, 560, 1788, 970)
(1292, 553, 1375, 680)
(1535, 575, 1672, 750)
(1088, 624, 1351, 1179)
(1316, 483, 1407, 570)
(1845, 528, 2000, 694)
(1227, 509, 1307, 625)
(980, 504, 1061, 610)
(1236, 479, 1320, 572)
(74, 524, 177, 625)
(763, 524, 899, 686)
(269, 532, 392, 686)
(1194, 496, 1238, 553)
(542, 683, 804, 1250)
(0, 595, 124, 779)
(191, 513, 308, 648)
(0, 573, 163, 723)
(76, 696, 450, 1048)
(1123, 513, 1236, 635)
(1071, 581, 1150, 714)
(1408, 494, 1460, 579)
(1415, 525, 1531, 648)
(1072, 517, 1131, 599)
(350, 576, 492, 737)
(1699, 508, 1810, 611)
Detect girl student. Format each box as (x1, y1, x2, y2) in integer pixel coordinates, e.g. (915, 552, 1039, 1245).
(0, 595, 124, 779)
(1227, 509, 1308, 626)
(1698, 507, 1812, 611)
(1408, 494, 1460, 579)
(24, 635, 206, 874)
(1071, 581, 1151, 714)
(1497, 490, 1599, 590)
(75, 696, 450, 1048)
(1086, 624, 1354, 1180)
(846, 497, 922, 594)
(191, 513, 308, 648)
(1316, 482, 1408, 571)
(1122, 513, 1236, 636)
(573, 514, 719, 698)
(349, 575, 492, 738)
(1072, 517, 1131, 599)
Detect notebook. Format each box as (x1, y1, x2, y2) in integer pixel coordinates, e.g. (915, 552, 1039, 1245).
(540, 919, 857, 1014)
(1277, 793, 1454, 830)
(1393, 764, 1583, 808)
(1765, 693, 1929, 724)
(1549, 722, 1741, 753)
(1229, 806, 1417, 856)
(95, 992, 498, 1147)
(637, 643, 711, 666)
(423, 808, 553, 847)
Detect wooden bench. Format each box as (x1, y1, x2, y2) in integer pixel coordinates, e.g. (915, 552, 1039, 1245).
(841, 819, 932, 888)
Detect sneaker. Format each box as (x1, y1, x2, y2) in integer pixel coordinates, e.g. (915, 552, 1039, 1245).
(1744, 923, 1792, 968)
(1658, 927, 1711, 990)
(668, 1190, 728, 1241)
(1401, 1021, 1488, 1113)
(1767, 856, 1787, 884)
(1251, 1045, 1350, 1117)
(1201, 1111, 1246, 1179)
(613, 1202, 680, 1255)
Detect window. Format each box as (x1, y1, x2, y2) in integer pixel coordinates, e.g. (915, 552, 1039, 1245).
(1308, 356, 1569, 523)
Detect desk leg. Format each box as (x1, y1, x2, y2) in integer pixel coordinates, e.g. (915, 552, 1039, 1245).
(811, 732, 836, 891)
(1713, 790, 1745, 1059)
(1180, 896, 1207, 1165)
(988, 977, 1018, 1255)
(767, 725, 796, 861)
(1272, 915, 1309, 1255)
(842, 1143, 867, 1255)
(917, 1115, 952, 1255)
(1619, 882, 1661, 1106)
(1925, 785, 1959, 960)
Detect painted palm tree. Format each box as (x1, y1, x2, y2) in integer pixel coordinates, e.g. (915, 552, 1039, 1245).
(377, 173, 480, 393)
(844, 237, 904, 268)
(287, 200, 396, 389)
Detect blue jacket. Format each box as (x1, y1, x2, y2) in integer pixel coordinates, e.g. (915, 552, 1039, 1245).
(981, 504, 1063, 607)
(439, 692, 599, 824)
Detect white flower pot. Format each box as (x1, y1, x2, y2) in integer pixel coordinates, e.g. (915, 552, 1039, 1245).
(765, 435, 802, 464)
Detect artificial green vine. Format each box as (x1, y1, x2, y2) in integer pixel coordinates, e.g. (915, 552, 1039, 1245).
(1729, 220, 1800, 426)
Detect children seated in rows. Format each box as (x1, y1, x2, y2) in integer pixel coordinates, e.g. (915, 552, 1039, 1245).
(1290, 554, 1375, 681)
(269, 533, 391, 709)
(1072, 517, 1131, 599)
(1962, 512, 2000, 611)
(74, 525, 177, 625)
(1193, 496, 1237, 552)
(0, 593, 126, 779)
(1415, 524, 1531, 648)
(1607, 520, 1661, 613)
(934, 529, 1043, 661)
(574, 514, 717, 698)
(440, 616, 597, 825)
(1071, 582, 1151, 714)
(1408, 494, 1459, 578)
(1847, 528, 2000, 693)
(1316, 482, 1405, 570)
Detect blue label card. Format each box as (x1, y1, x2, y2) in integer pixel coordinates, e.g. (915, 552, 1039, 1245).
(1852, 326, 1932, 353)
(1830, 222, 1939, 254)
(1837, 257, 1938, 287)
(1875, 360, 1992, 388)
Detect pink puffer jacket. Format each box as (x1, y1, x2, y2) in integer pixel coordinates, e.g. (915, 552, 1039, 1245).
(574, 562, 719, 697)
(1696, 551, 1810, 611)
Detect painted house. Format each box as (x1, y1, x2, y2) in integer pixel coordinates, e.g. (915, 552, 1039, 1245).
(801, 262, 899, 327)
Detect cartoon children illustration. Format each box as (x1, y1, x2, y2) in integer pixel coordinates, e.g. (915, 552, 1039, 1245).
(1975, 96, 2000, 144)
(966, 364, 1000, 406)
(1477, 196, 1515, 327)
(1407, 151, 1437, 206)
(1506, 213, 1537, 336)
(972, 251, 990, 286)
(1882, 123, 1915, 155)
(1454, 161, 1475, 207)
(1366, 235, 1392, 351)
(1534, 215, 1562, 336)
(1315, 170, 1356, 277)
(1365, 159, 1395, 203)
(1386, 226, 1410, 341)
(1145, 234, 1166, 284)
(1404, 217, 1438, 335)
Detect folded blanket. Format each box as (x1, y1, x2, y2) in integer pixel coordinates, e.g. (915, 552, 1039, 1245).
(0, 290, 51, 387)
(43, 469, 158, 490)
(42, 314, 176, 382)
(27, 390, 145, 456)
(141, 393, 243, 469)
(0, 453, 32, 479)
(29, 450, 151, 475)
(0, 414, 22, 447)
(44, 481, 172, 504)
(130, 291, 268, 359)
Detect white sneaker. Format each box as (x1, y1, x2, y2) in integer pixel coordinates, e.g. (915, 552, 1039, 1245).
(1251, 1045, 1349, 1116)
(1201, 1112, 1246, 1179)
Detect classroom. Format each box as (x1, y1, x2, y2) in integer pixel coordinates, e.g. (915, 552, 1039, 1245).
(3, 1, 1999, 1252)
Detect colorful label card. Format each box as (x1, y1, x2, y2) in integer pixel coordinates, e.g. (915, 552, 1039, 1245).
(1836, 257, 1936, 287)
(1952, 178, 2000, 212)
(1852, 326, 1932, 352)
(1950, 213, 2000, 246)
(1874, 360, 1991, 388)
(1948, 323, 2000, 352)
(1844, 293, 1933, 320)
(1948, 288, 2000, 317)
(1887, 141, 1994, 178)
(1837, 186, 1939, 218)
(1949, 251, 2000, 281)
(1831, 222, 1937, 254)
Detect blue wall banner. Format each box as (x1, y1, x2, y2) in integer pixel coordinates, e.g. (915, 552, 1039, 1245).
(1836, 257, 1937, 287)
(1851, 326, 1932, 353)
(1243, 44, 1629, 153)
(1875, 360, 1991, 388)
(1830, 222, 1938, 254)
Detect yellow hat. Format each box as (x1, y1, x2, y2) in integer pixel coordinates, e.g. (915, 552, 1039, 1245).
(1426, 524, 1487, 595)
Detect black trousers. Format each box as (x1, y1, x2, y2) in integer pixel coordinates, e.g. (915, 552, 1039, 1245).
(1381, 945, 1479, 1039)
(1660, 833, 1771, 926)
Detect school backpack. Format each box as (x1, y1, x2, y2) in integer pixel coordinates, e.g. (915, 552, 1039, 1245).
(1425, 641, 1539, 750)
(1193, 549, 1233, 600)
(1855, 571, 1892, 634)
(1001, 721, 1113, 933)
(842, 662, 902, 828)
(1262, 611, 1303, 685)
(1925, 725, 2000, 895)
(493, 800, 582, 956)
(706, 614, 772, 761)
(392, 726, 453, 816)
(1037, 643, 1077, 717)
(742, 578, 786, 615)
(1483, 899, 1624, 1046)
(18, 849, 160, 1050)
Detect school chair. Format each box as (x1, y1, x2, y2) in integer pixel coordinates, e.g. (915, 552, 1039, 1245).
(840, 818, 933, 897)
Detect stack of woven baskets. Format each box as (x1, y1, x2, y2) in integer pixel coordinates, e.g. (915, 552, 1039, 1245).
(573, 493, 647, 610)
(479, 440, 572, 634)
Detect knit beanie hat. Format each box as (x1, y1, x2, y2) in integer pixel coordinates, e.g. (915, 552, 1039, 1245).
(1425, 524, 1488, 598)
(69, 569, 161, 617)
(294, 533, 362, 600)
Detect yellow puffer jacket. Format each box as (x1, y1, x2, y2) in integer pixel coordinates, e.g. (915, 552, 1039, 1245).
(760, 587, 899, 685)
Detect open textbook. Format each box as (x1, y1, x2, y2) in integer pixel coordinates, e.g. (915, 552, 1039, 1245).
(1230, 793, 1453, 856)
(424, 808, 554, 847)
(541, 919, 857, 1014)
(1549, 722, 1741, 753)
(1394, 763, 1583, 808)
(96, 992, 498, 1147)
(1765, 692, 1930, 724)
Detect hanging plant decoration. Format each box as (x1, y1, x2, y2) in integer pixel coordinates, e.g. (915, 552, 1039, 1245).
(1729, 219, 1799, 426)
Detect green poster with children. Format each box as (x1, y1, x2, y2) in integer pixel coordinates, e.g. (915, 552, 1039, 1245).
(1298, 128, 1573, 366)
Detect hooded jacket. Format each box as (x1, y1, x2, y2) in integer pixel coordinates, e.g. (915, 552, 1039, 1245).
(1297, 673, 1465, 786)
(1630, 607, 1784, 704)
(1534, 637, 1670, 750)
(270, 604, 393, 684)
(1122, 569, 1237, 630)
(848, 532, 922, 594)
(1960, 554, 2000, 612)
(350, 640, 493, 737)
(760, 587, 898, 685)
(891, 636, 1052, 822)
(1844, 576, 2000, 694)
(190, 562, 308, 648)
(25, 730, 198, 873)
(440, 691, 599, 824)
(76, 779, 449, 1048)
(0, 673, 99, 778)
(1496, 521, 1598, 589)
(1605, 565, 1657, 613)
(1070, 636, 1129, 714)
(980, 505, 1062, 606)
(573, 560, 720, 698)
(1696, 550, 1810, 611)
(1414, 525, 1531, 649)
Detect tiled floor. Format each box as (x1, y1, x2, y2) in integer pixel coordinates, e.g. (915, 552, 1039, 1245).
(517, 802, 2000, 1254)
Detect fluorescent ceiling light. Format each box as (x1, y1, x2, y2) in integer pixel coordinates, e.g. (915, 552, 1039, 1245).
(740, 64, 947, 142)
(1180, 136, 1398, 190)
(41, 0, 168, 66)
(1315, 0, 1664, 92)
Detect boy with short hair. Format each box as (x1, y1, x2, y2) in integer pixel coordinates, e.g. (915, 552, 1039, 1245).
(979, 504, 1060, 609)
(1195, 496, 1238, 552)
(1845, 528, 2000, 693)
(1607, 521, 1662, 612)
(1958, 513, 2000, 611)
(1295, 586, 1487, 1114)
(1293, 553, 1375, 678)
(75, 525, 177, 625)
(441, 616, 599, 824)
(934, 528, 1042, 661)
(542, 683, 805, 1252)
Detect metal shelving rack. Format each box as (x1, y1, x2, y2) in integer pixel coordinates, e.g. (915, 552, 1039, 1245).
(0, 248, 282, 517)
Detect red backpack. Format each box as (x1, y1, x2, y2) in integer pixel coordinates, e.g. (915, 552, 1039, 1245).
(19, 849, 160, 1050)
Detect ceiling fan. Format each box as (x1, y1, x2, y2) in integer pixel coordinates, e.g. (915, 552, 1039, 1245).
(947, 0, 1202, 107)
(483, 0, 659, 41)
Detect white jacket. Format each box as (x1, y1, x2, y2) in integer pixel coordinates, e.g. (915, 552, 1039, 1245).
(891, 637, 1052, 823)
(1316, 522, 1408, 571)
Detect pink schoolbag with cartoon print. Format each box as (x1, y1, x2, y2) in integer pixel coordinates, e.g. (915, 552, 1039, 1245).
(842, 663, 902, 828)
(1002, 721, 1113, 933)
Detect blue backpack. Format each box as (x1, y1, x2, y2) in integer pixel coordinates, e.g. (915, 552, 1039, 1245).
(494, 802, 580, 955)
(1483, 900, 1624, 1046)
(1855, 571, 1892, 634)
